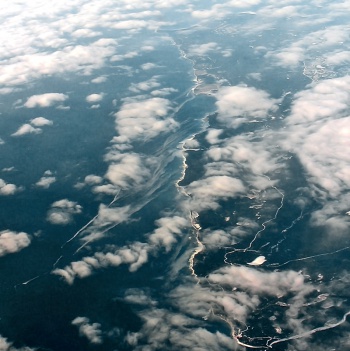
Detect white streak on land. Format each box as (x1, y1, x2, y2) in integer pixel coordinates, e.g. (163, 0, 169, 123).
(268, 246, 350, 268)
(224, 180, 284, 265)
(244, 181, 284, 252)
(267, 310, 350, 348)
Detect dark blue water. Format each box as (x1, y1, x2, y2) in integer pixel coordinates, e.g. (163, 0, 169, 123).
(1, 2, 350, 351)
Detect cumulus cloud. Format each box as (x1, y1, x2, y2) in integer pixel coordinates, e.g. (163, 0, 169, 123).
(11, 124, 41, 137)
(208, 265, 311, 296)
(0, 230, 31, 257)
(105, 153, 151, 189)
(267, 25, 350, 68)
(0, 34, 118, 87)
(30, 117, 53, 127)
(185, 175, 246, 211)
(91, 76, 107, 84)
(72, 317, 102, 344)
(140, 62, 157, 70)
(281, 76, 350, 227)
(36, 170, 56, 189)
(0, 335, 35, 351)
(0, 179, 22, 195)
(52, 241, 149, 284)
(129, 77, 161, 93)
(125, 307, 237, 351)
(47, 199, 82, 225)
(12, 116, 53, 137)
(201, 227, 247, 250)
(86, 93, 104, 103)
(114, 97, 178, 142)
(281, 101, 350, 232)
(148, 216, 188, 252)
(188, 42, 220, 56)
(206, 134, 279, 175)
(24, 93, 68, 108)
(215, 85, 279, 128)
(191, 0, 260, 20)
(84, 174, 103, 185)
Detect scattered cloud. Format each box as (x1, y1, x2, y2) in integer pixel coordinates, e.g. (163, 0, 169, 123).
(0, 178, 22, 195)
(91, 76, 107, 84)
(188, 42, 220, 56)
(53, 241, 149, 284)
(86, 93, 104, 103)
(72, 317, 102, 344)
(266, 25, 350, 68)
(113, 97, 177, 142)
(0, 230, 31, 257)
(24, 93, 68, 108)
(36, 171, 56, 189)
(125, 307, 236, 351)
(0, 335, 35, 351)
(11, 124, 41, 137)
(185, 175, 246, 211)
(148, 216, 188, 252)
(140, 62, 157, 70)
(215, 85, 280, 128)
(47, 199, 82, 225)
(129, 77, 161, 93)
(105, 153, 152, 189)
(30, 117, 53, 127)
(12, 116, 53, 137)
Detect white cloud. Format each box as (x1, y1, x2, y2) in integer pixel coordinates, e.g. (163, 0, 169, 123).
(148, 216, 188, 252)
(281, 76, 350, 208)
(267, 25, 350, 68)
(71, 28, 102, 38)
(140, 62, 157, 70)
(191, 0, 260, 20)
(0, 230, 31, 257)
(36, 175, 56, 189)
(185, 175, 246, 211)
(47, 199, 82, 225)
(188, 42, 220, 56)
(205, 129, 223, 144)
(105, 153, 151, 189)
(206, 134, 279, 175)
(85, 174, 103, 185)
(128, 77, 161, 93)
(24, 93, 68, 108)
(114, 97, 178, 142)
(53, 241, 149, 284)
(72, 317, 102, 344)
(77, 204, 131, 243)
(126, 307, 236, 351)
(215, 85, 279, 128)
(91, 76, 107, 84)
(11, 124, 41, 137)
(0, 179, 22, 195)
(0, 335, 35, 351)
(30, 116, 53, 127)
(86, 93, 104, 103)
